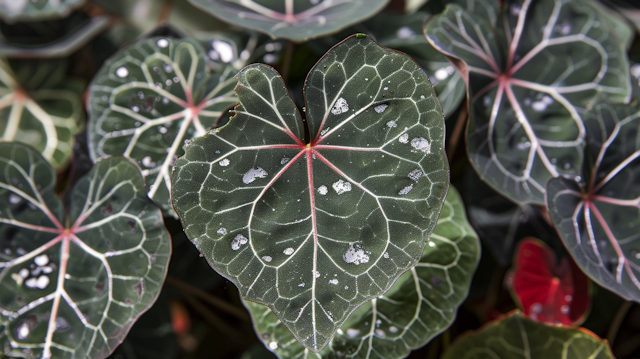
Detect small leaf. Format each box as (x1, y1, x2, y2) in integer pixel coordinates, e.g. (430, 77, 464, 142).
(187, 0, 391, 42)
(443, 311, 614, 359)
(425, 0, 631, 204)
(88, 36, 238, 216)
(244, 186, 480, 358)
(172, 34, 449, 351)
(0, 142, 171, 358)
(0, 0, 84, 23)
(0, 59, 84, 170)
(508, 238, 590, 325)
(547, 99, 640, 302)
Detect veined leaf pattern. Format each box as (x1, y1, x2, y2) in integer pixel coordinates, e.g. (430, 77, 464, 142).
(443, 311, 614, 359)
(0, 0, 84, 22)
(0, 59, 84, 170)
(0, 143, 171, 358)
(244, 186, 479, 359)
(425, 0, 631, 204)
(171, 35, 449, 351)
(187, 0, 391, 42)
(547, 100, 640, 302)
(88, 37, 239, 216)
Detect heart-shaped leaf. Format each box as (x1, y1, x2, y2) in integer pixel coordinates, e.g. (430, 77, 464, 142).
(425, 0, 632, 204)
(171, 34, 449, 351)
(244, 186, 479, 358)
(187, 0, 391, 42)
(0, 0, 84, 23)
(0, 12, 110, 58)
(0, 59, 84, 170)
(547, 100, 640, 302)
(88, 36, 239, 215)
(309, 10, 465, 118)
(442, 310, 614, 359)
(0, 142, 171, 359)
(507, 238, 590, 325)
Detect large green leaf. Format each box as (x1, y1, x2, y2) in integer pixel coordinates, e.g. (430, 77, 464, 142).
(547, 100, 640, 302)
(0, 59, 84, 170)
(425, 0, 631, 204)
(244, 186, 479, 358)
(0, 143, 171, 358)
(88, 37, 239, 216)
(171, 34, 449, 352)
(309, 11, 465, 118)
(187, 0, 391, 42)
(0, 0, 84, 23)
(442, 311, 614, 359)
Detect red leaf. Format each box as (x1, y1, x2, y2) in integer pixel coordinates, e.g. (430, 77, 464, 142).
(509, 238, 590, 325)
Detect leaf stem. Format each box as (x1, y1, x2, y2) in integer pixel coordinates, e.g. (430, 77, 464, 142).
(281, 40, 295, 84)
(607, 300, 633, 347)
(166, 276, 250, 322)
(447, 105, 468, 159)
(157, 0, 174, 24)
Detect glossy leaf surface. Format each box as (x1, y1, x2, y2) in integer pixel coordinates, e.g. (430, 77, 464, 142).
(547, 100, 640, 302)
(244, 186, 479, 358)
(88, 37, 238, 215)
(0, 0, 83, 22)
(0, 59, 84, 170)
(0, 143, 171, 358)
(309, 11, 465, 118)
(425, 0, 631, 204)
(172, 35, 449, 351)
(443, 311, 613, 359)
(187, 0, 391, 42)
(508, 238, 590, 325)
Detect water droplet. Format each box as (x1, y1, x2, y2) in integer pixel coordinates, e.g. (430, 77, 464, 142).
(531, 302, 543, 314)
(517, 141, 531, 150)
(510, 4, 521, 15)
(554, 20, 572, 35)
(34, 255, 49, 266)
(315, 271, 321, 278)
(55, 317, 70, 332)
(386, 120, 397, 128)
(211, 40, 234, 63)
(531, 101, 547, 112)
(411, 137, 431, 153)
(157, 38, 169, 48)
(298, 282, 305, 287)
(101, 95, 108, 101)
(317, 185, 328, 195)
(162, 97, 170, 104)
(217, 228, 227, 235)
(173, 76, 180, 83)
(374, 104, 388, 113)
(219, 158, 230, 166)
(163, 63, 173, 73)
(375, 329, 386, 337)
(8, 193, 21, 204)
(142, 156, 155, 167)
(398, 184, 413, 195)
(18, 268, 29, 278)
(565, 295, 572, 302)
(132, 105, 140, 113)
(332, 180, 351, 195)
(383, 86, 388, 91)
(243, 167, 268, 184)
(343, 243, 370, 265)
(434, 66, 454, 81)
(560, 305, 570, 315)
(483, 96, 492, 107)
(269, 341, 278, 350)
(284, 248, 294, 255)
(158, 126, 168, 134)
(408, 169, 422, 182)
(389, 326, 398, 333)
(231, 234, 248, 250)
(383, 252, 389, 259)
(329, 279, 339, 285)
(115, 66, 129, 78)
(262, 256, 272, 262)
(428, 241, 436, 247)
(165, 79, 172, 86)
(563, 162, 572, 170)
(264, 54, 279, 64)
(346, 328, 360, 338)
(398, 133, 409, 143)
(16, 322, 30, 340)
(396, 26, 415, 39)
(331, 97, 349, 115)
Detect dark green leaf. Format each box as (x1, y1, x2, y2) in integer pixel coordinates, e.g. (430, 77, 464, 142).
(425, 0, 631, 204)
(0, 59, 84, 170)
(171, 34, 449, 352)
(443, 311, 614, 359)
(187, 0, 391, 42)
(244, 186, 479, 359)
(0, 143, 171, 358)
(0, 0, 84, 23)
(547, 100, 640, 302)
(88, 37, 239, 216)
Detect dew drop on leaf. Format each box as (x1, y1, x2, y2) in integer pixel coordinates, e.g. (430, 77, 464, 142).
(262, 256, 272, 262)
(115, 66, 129, 78)
(531, 302, 543, 314)
(375, 329, 386, 337)
(54, 317, 70, 332)
(16, 322, 30, 340)
(398, 133, 409, 143)
(428, 241, 436, 247)
(217, 227, 227, 235)
(243, 167, 268, 184)
(386, 120, 397, 128)
(219, 158, 230, 167)
(331, 97, 349, 115)
(343, 243, 370, 265)
(211, 40, 234, 63)
(34, 254, 49, 266)
(269, 342, 278, 350)
(283, 247, 294, 255)
(317, 185, 328, 195)
(157, 38, 169, 48)
(389, 326, 398, 333)
(264, 54, 279, 64)
(399, 184, 413, 195)
(8, 193, 21, 204)
(396, 26, 415, 39)
(231, 234, 248, 250)
(374, 104, 388, 113)
(332, 180, 351, 194)
(346, 328, 360, 338)
(163, 63, 173, 73)
(408, 169, 422, 181)
(411, 137, 431, 153)
(329, 279, 339, 285)
(561, 305, 570, 315)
